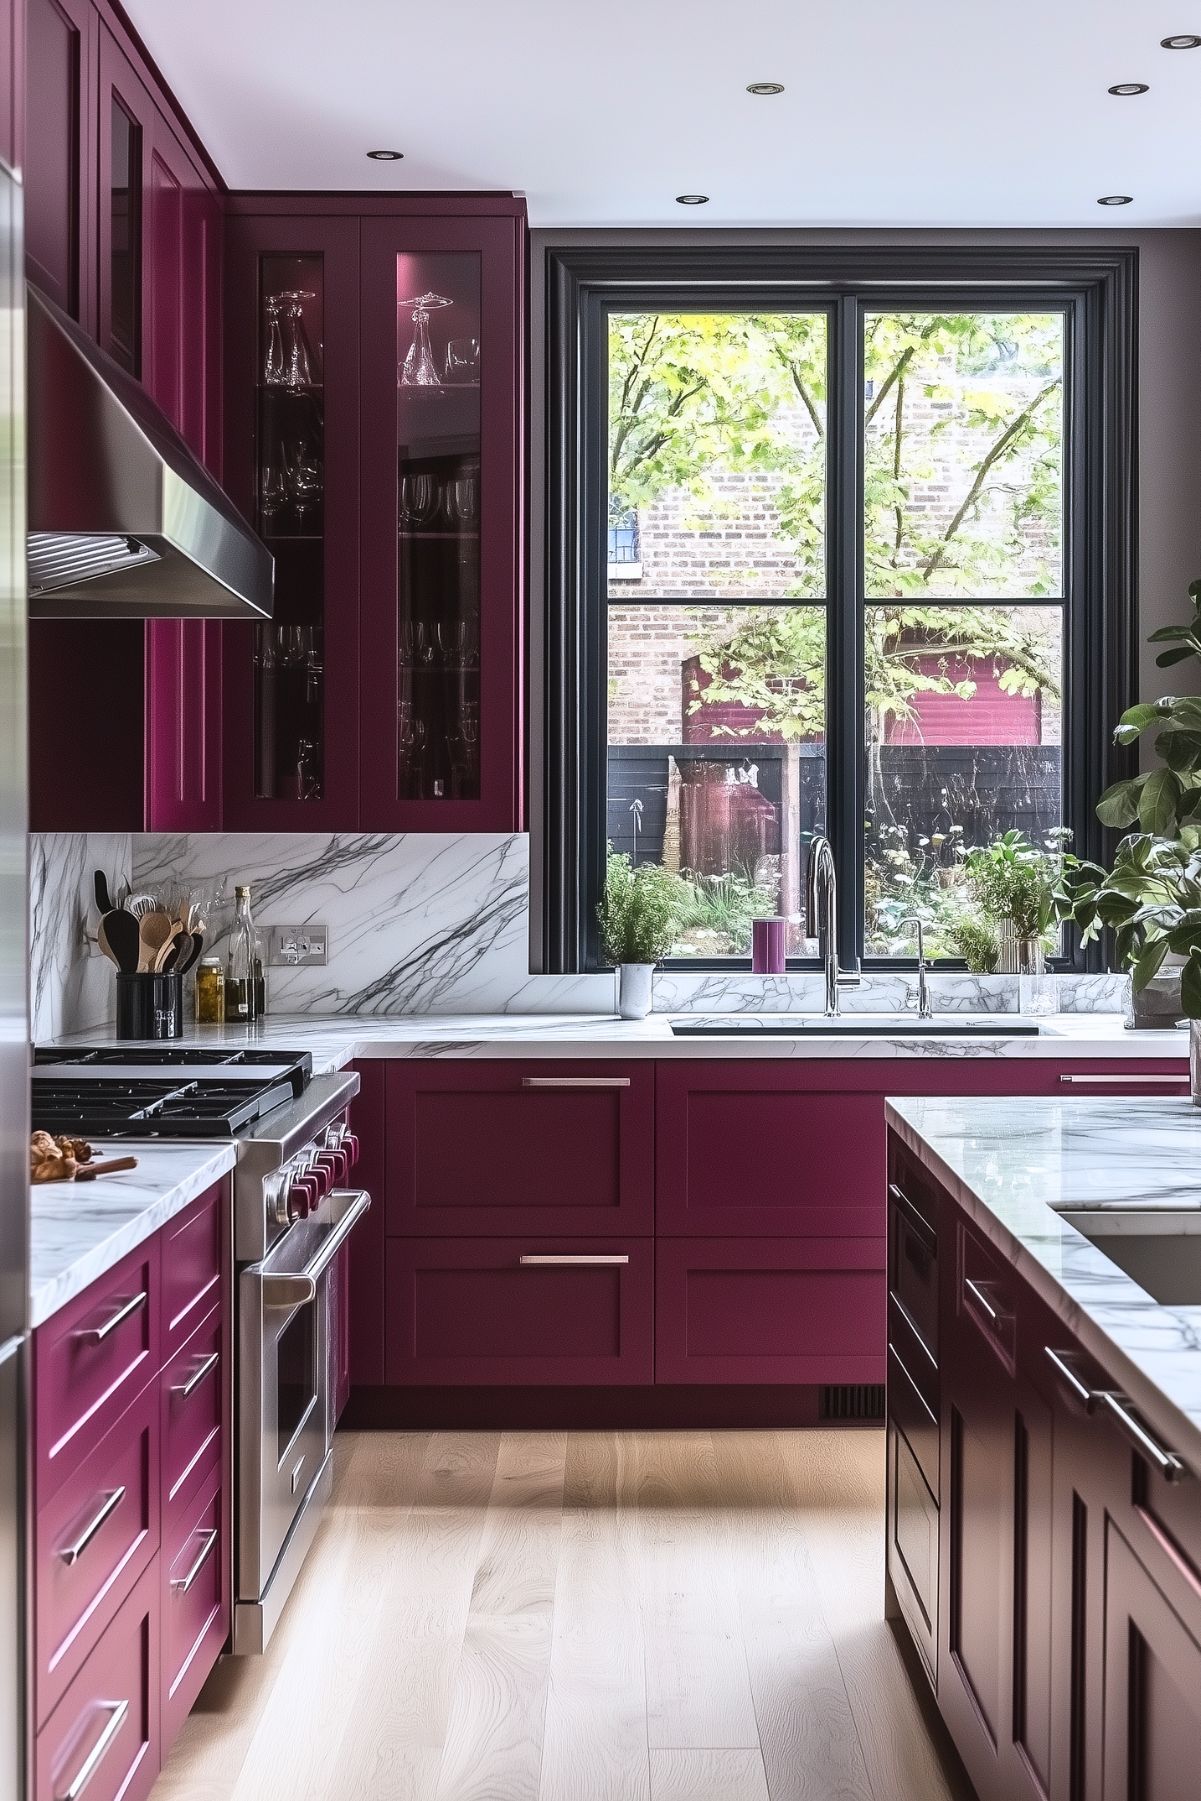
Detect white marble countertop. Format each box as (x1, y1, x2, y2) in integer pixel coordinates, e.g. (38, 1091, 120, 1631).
(29, 1142, 237, 1328)
(49, 1010, 1192, 1073)
(887, 1093, 1201, 1467)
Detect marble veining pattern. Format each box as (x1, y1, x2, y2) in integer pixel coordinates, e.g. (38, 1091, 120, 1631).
(888, 1094, 1201, 1462)
(30, 832, 134, 1041)
(30, 1141, 237, 1327)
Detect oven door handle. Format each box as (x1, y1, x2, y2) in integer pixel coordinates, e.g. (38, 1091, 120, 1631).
(259, 1190, 372, 1310)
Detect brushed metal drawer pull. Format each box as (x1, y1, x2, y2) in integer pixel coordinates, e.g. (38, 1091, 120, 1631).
(518, 1255, 630, 1265)
(78, 1290, 147, 1344)
(1045, 1346, 1097, 1410)
(964, 1277, 1002, 1325)
(59, 1487, 126, 1565)
(888, 1182, 936, 1250)
(56, 1698, 130, 1800)
(172, 1526, 219, 1594)
(521, 1077, 631, 1089)
(172, 1349, 219, 1401)
(1058, 1074, 1188, 1086)
(1097, 1390, 1188, 1482)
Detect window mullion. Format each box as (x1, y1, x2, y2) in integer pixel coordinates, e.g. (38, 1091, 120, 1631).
(826, 292, 864, 970)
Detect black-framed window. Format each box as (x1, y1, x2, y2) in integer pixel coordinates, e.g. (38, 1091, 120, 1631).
(541, 247, 1137, 973)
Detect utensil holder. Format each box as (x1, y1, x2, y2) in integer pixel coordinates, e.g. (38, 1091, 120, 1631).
(752, 917, 789, 975)
(115, 972, 184, 1040)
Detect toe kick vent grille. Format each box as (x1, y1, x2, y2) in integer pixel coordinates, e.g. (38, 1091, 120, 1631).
(820, 1383, 885, 1422)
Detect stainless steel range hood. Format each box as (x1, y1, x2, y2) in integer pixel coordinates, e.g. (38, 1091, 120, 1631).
(25, 285, 274, 620)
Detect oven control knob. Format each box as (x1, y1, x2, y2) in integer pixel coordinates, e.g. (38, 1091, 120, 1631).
(343, 1132, 360, 1169)
(288, 1174, 319, 1220)
(314, 1148, 348, 1186)
(308, 1159, 331, 1201)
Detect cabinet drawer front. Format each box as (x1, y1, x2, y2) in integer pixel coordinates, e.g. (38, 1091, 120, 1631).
(36, 1383, 158, 1726)
(656, 1070, 884, 1237)
(161, 1181, 226, 1357)
(384, 1238, 653, 1386)
(888, 1343, 939, 1501)
(887, 1419, 938, 1686)
(35, 1558, 159, 1801)
(162, 1465, 228, 1746)
(957, 1221, 1016, 1373)
(655, 1238, 886, 1385)
(36, 1239, 159, 1506)
(888, 1168, 939, 1362)
(162, 1307, 223, 1523)
(386, 1064, 653, 1236)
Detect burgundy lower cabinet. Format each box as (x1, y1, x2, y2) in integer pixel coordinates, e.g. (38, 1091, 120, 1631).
(384, 1238, 654, 1386)
(886, 1127, 1201, 1801)
(654, 1238, 886, 1385)
(32, 1178, 232, 1790)
(385, 1062, 654, 1237)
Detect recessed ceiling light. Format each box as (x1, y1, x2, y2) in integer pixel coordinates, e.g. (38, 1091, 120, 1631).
(1097, 193, 1134, 206)
(746, 81, 785, 95)
(1161, 33, 1201, 47)
(1108, 81, 1149, 95)
(367, 149, 404, 161)
(675, 193, 710, 205)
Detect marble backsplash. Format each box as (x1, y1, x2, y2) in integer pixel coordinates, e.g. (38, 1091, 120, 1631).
(30, 828, 1128, 1037)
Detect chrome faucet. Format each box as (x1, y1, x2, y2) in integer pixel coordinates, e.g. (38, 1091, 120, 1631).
(806, 836, 861, 1016)
(899, 916, 932, 1020)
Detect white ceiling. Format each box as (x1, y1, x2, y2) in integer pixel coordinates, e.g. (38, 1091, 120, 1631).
(125, 0, 1201, 226)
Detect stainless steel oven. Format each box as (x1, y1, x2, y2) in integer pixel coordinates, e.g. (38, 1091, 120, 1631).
(236, 1183, 369, 1653)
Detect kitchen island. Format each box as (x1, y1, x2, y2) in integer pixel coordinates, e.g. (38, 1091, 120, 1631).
(885, 1092, 1201, 1801)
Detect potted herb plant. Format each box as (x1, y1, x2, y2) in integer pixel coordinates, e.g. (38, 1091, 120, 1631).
(1064, 579, 1201, 1029)
(597, 853, 682, 1020)
(962, 829, 1075, 1010)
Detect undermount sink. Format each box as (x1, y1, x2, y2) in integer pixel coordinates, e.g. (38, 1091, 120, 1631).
(669, 1014, 1043, 1038)
(1057, 1210, 1201, 1307)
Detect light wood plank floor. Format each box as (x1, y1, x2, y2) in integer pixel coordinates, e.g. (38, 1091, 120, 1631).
(156, 1429, 968, 1801)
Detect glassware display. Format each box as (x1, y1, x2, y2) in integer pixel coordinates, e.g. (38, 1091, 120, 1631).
(395, 255, 483, 802)
(399, 291, 453, 387)
(254, 257, 326, 802)
(225, 885, 265, 1022)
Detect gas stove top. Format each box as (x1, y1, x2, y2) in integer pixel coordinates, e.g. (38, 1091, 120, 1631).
(31, 1046, 314, 1138)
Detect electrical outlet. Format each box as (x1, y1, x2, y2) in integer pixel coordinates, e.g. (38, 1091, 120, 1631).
(268, 925, 329, 967)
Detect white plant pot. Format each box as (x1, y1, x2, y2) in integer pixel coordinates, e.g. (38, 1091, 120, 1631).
(617, 963, 654, 1020)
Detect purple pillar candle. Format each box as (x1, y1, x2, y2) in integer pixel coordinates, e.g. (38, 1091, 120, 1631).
(752, 917, 788, 975)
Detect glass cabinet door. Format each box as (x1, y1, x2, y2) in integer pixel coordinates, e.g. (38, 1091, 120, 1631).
(223, 214, 360, 828)
(360, 214, 522, 829)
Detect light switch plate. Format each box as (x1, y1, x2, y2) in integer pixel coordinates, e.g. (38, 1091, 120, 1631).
(268, 925, 329, 967)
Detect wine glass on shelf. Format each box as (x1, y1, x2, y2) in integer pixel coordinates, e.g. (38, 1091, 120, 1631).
(398, 706, 428, 796)
(398, 292, 453, 388)
(278, 291, 317, 389)
(259, 457, 289, 533)
(444, 337, 480, 384)
(263, 294, 286, 385)
(446, 469, 479, 528)
(289, 440, 323, 530)
(399, 472, 439, 529)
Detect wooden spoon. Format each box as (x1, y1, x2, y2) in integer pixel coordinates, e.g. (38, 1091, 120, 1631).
(138, 910, 174, 972)
(155, 927, 189, 973)
(98, 909, 141, 975)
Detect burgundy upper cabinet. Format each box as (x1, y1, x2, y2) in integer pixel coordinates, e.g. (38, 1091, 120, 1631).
(222, 211, 361, 828)
(1, 0, 22, 174)
(222, 197, 525, 832)
(359, 211, 523, 830)
(23, 0, 93, 314)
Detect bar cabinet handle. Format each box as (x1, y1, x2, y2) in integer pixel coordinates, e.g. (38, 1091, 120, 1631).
(77, 1290, 147, 1343)
(1097, 1390, 1188, 1482)
(172, 1350, 219, 1401)
(1044, 1346, 1097, 1409)
(964, 1277, 1002, 1325)
(172, 1527, 219, 1594)
(56, 1699, 130, 1800)
(518, 1255, 630, 1265)
(1057, 1074, 1188, 1086)
(521, 1077, 631, 1089)
(59, 1487, 126, 1565)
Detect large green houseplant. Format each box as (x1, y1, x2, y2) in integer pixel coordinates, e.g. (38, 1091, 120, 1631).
(1065, 579, 1201, 1033)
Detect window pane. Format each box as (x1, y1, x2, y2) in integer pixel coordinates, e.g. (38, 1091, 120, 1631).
(863, 604, 1064, 958)
(607, 312, 827, 601)
(864, 312, 1064, 600)
(607, 605, 826, 958)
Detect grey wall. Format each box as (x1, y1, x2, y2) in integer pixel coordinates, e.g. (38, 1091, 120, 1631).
(526, 227, 1201, 959)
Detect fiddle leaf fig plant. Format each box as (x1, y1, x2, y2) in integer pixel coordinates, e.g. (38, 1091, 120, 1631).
(1094, 580, 1201, 837)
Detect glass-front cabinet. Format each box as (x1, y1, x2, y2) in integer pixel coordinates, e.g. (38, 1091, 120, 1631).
(223, 202, 523, 831)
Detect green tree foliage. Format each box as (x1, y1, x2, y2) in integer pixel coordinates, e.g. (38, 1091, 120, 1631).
(607, 310, 1064, 739)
